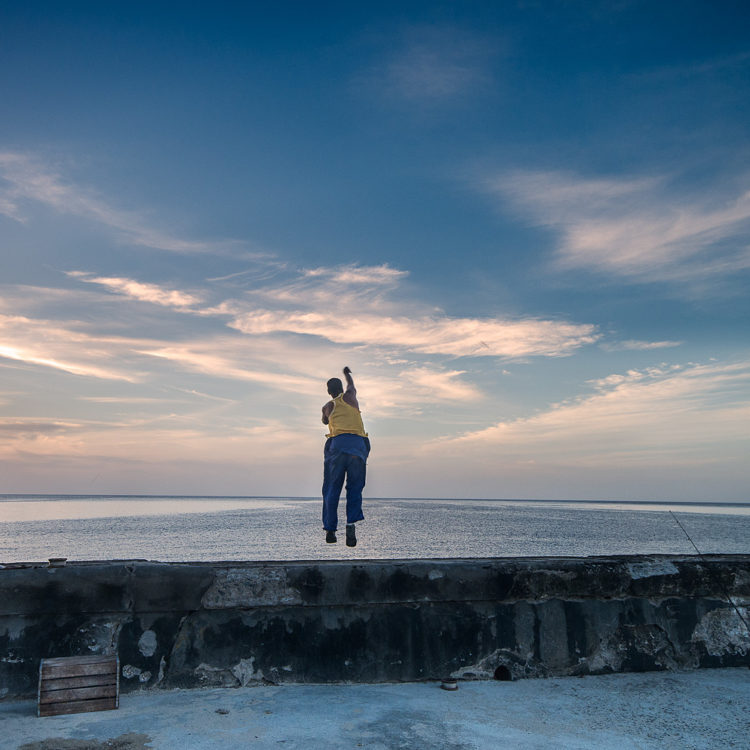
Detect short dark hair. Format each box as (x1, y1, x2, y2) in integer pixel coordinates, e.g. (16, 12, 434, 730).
(327, 377, 343, 397)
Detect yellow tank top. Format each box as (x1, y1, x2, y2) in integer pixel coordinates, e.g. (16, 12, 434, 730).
(326, 395, 368, 438)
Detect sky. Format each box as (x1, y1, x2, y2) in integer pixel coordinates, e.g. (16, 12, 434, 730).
(0, 1, 749, 501)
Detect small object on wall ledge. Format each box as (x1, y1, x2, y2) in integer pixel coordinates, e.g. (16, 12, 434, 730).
(47, 558, 67, 567)
(38, 655, 119, 717)
(440, 678, 458, 691)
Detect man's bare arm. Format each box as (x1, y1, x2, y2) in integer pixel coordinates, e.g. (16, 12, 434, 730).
(342, 366, 360, 410)
(321, 401, 333, 425)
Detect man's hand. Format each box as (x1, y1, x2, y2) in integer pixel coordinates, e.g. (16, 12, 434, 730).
(343, 366, 351, 375)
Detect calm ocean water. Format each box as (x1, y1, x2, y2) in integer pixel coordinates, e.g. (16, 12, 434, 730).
(1, 495, 749, 563)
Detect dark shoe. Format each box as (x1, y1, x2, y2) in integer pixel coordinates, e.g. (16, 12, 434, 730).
(326, 530, 337, 543)
(346, 524, 357, 547)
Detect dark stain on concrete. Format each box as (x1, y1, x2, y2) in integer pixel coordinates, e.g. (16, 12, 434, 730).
(294, 567, 326, 601)
(18, 733, 152, 750)
(358, 708, 475, 750)
(532, 608, 542, 662)
(345, 567, 371, 601)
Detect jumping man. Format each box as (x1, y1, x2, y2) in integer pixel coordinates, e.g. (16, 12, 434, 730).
(321, 366, 371, 547)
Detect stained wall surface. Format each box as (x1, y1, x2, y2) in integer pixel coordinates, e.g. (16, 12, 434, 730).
(1, 555, 749, 698)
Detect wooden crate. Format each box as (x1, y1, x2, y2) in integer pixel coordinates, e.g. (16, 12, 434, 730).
(38, 654, 119, 717)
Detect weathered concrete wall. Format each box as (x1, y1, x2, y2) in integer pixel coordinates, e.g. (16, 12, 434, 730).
(1, 555, 749, 698)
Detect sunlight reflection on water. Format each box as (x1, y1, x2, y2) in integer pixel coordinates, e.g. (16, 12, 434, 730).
(0, 497, 295, 522)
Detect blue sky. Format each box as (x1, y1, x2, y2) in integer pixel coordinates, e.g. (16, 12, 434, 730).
(1, 1, 749, 500)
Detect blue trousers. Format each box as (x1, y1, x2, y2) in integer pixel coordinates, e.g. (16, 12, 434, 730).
(322, 437, 369, 531)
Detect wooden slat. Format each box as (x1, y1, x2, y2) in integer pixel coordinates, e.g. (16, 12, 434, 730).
(43, 654, 114, 667)
(40, 684, 117, 705)
(43, 654, 117, 667)
(39, 673, 117, 691)
(42, 655, 117, 669)
(42, 660, 117, 678)
(40, 697, 118, 717)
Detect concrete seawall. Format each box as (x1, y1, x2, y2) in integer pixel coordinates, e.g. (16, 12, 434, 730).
(2, 555, 749, 699)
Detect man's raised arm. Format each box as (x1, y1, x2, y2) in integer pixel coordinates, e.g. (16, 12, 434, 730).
(342, 366, 360, 410)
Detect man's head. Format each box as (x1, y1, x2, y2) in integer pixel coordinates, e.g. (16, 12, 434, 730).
(327, 377, 343, 397)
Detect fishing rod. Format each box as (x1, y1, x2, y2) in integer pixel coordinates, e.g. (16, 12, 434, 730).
(669, 510, 750, 636)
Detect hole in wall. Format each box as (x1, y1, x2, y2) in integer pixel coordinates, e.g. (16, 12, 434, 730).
(493, 665, 512, 681)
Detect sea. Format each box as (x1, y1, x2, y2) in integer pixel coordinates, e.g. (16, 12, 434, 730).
(2, 495, 749, 564)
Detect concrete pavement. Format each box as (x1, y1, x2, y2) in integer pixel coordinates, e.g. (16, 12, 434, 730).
(4, 668, 749, 750)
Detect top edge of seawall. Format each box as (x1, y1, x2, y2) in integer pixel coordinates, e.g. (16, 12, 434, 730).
(4, 553, 750, 569)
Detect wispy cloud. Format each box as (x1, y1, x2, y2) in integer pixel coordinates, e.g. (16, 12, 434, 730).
(0, 306, 158, 382)
(0, 313, 139, 381)
(484, 170, 750, 286)
(206, 264, 287, 283)
(68, 272, 204, 308)
(0, 151, 255, 256)
(138, 343, 320, 392)
(368, 26, 497, 103)
(0, 418, 83, 435)
(407, 367, 478, 401)
(77, 396, 180, 404)
(218, 263, 598, 359)
(228, 308, 598, 359)
(0, 296, 322, 398)
(432, 360, 750, 465)
(304, 264, 408, 285)
(602, 339, 683, 352)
